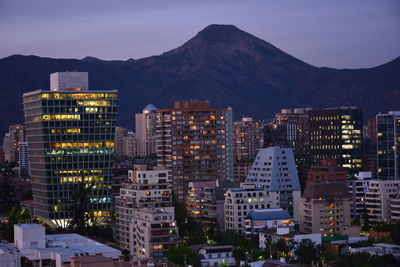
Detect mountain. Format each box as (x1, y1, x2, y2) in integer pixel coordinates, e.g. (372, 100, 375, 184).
(0, 24, 399, 137)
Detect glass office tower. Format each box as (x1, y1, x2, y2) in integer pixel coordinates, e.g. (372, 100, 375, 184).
(23, 72, 118, 227)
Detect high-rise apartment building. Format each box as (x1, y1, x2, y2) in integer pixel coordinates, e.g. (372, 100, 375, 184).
(376, 111, 400, 180)
(309, 107, 363, 176)
(122, 131, 137, 158)
(22, 72, 118, 227)
(19, 142, 30, 178)
(2, 124, 25, 163)
(115, 165, 173, 250)
(266, 108, 312, 185)
(300, 182, 351, 235)
(156, 101, 232, 200)
(136, 104, 158, 157)
(245, 147, 301, 219)
(115, 126, 129, 157)
(233, 117, 263, 161)
(2, 133, 11, 162)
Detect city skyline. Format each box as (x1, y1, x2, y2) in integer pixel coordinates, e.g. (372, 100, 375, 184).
(0, 0, 399, 68)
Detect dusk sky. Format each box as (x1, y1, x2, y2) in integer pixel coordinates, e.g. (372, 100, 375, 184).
(0, 0, 399, 69)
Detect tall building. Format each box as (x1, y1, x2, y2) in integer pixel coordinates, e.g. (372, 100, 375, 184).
(2, 124, 25, 163)
(363, 117, 377, 176)
(2, 133, 11, 162)
(245, 147, 301, 219)
(376, 111, 400, 180)
(122, 131, 137, 158)
(19, 142, 30, 178)
(300, 182, 351, 235)
(156, 101, 232, 200)
(266, 108, 312, 186)
(233, 117, 263, 161)
(135, 104, 158, 157)
(309, 107, 363, 177)
(115, 126, 129, 157)
(22, 72, 118, 227)
(115, 165, 173, 250)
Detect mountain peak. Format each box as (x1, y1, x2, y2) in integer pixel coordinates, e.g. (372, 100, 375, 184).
(193, 24, 250, 44)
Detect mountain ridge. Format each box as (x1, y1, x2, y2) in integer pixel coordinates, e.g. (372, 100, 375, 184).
(0, 24, 399, 137)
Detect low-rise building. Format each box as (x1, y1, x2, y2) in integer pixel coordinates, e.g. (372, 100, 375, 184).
(300, 182, 351, 236)
(244, 209, 294, 236)
(197, 245, 235, 267)
(225, 183, 279, 233)
(349, 243, 400, 260)
(0, 224, 121, 267)
(259, 227, 321, 250)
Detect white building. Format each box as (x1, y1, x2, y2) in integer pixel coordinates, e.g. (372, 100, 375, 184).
(347, 171, 371, 220)
(135, 104, 158, 157)
(245, 147, 301, 220)
(349, 243, 400, 260)
(0, 224, 121, 267)
(130, 208, 178, 260)
(197, 245, 236, 267)
(115, 165, 173, 250)
(50, 72, 88, 91)
(365, 180, 400, 222)
(224, 183, 279, 233)
(259, 227, 321, 250)
(244, 209, 294, 236)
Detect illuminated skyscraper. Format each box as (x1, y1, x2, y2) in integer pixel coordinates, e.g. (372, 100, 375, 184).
(376, 111, 400, 180)
(233, 117, 263, 161)
(23, 72, 118, 227)
(156, 101, 231, 200)
(309, 107, 363, 177)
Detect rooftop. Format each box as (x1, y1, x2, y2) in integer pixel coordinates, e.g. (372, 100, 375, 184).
(248, 209, 292, 221)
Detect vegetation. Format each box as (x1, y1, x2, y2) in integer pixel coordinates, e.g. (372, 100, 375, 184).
(332, 252, 399, 267)
(0, 205, 32, 241)
(294, 239, 319, 265)
(167, 246, 201, 267)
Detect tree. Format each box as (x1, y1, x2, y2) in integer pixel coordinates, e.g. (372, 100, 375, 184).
(294, 239, 318, 265)
(68, 181, 94, 233)
(167, 246, 200, 267)
(272, 239, 293, 259)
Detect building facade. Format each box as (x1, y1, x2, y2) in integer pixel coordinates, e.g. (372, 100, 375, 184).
(156, 101, 232, 200)
(19, 142, 30, 178)
(309, 107, 363, 177)
(136, 104, 158, 157)
(115, 165, 173, 250)
(347, 172, 371, 220)
(224, 183, 279, 233)
(130, 208, 178, 260)
(376, 111, 400, 180)
(300, 182, 351, 236)
(22, 72, 118, 227)
(233, 117, 263, 161)
(365, 180, 400, 222)
(245, 147, 301, 219)
(307, 159, 347, 185)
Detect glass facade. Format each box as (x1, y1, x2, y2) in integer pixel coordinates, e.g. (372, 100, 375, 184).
(377, 112, 400, 180)
(23, 90, 118, 226)
(309, 107, 363, 177)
